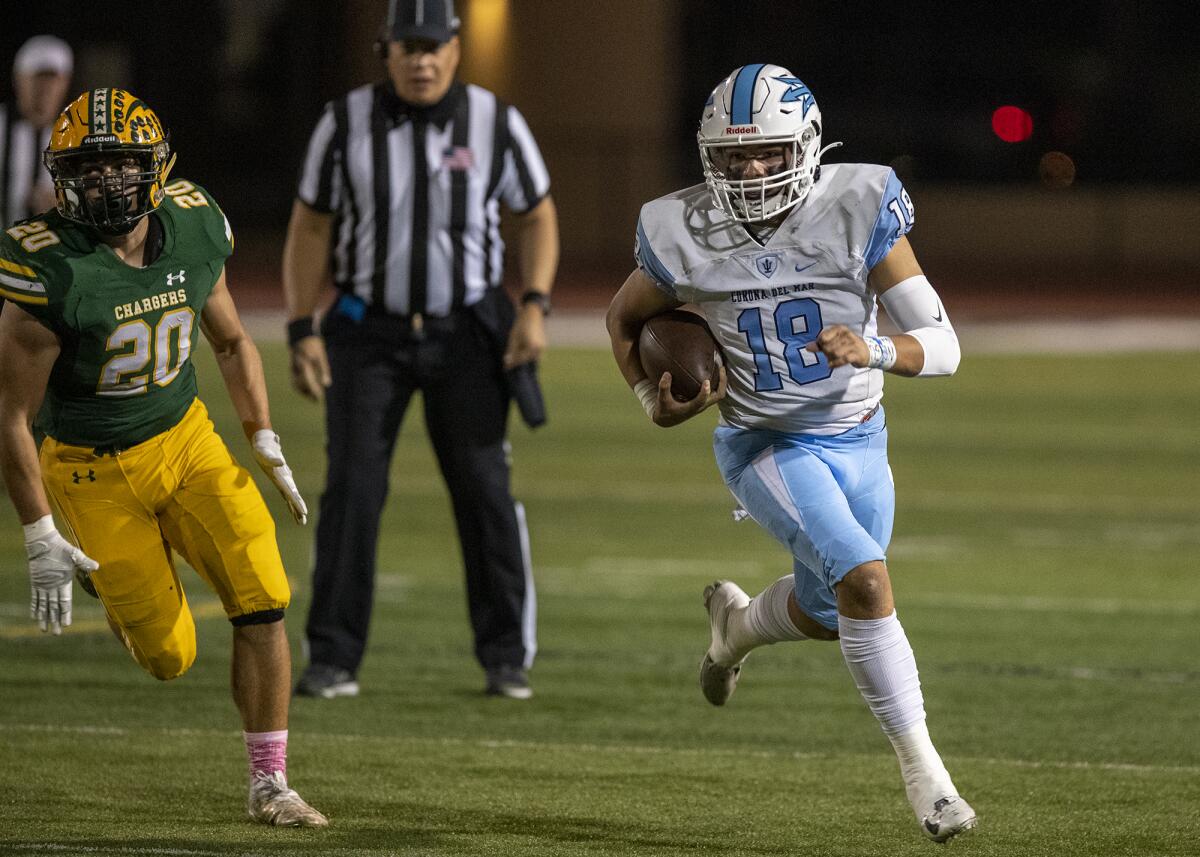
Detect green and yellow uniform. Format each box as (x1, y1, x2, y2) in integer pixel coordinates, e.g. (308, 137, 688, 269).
(3, 179, 227, 448)
(1, 181, 289, 680)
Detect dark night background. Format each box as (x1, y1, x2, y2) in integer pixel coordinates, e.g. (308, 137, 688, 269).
(3, 1, 1198, 270)
(678, 1, 1198, 185)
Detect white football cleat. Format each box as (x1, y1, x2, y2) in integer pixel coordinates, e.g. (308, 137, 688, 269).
(699, 580, 751, 706)
(919, 795, 977, 843)
(247, 771, 329, 827)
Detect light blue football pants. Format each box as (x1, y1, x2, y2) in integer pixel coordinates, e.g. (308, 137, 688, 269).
(713, 406, 894, 631)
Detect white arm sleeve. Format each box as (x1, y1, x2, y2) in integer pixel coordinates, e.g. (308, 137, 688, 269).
(877, 275, 961, 376)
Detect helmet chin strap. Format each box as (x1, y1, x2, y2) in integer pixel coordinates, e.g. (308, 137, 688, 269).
(94, 220, 139, 237)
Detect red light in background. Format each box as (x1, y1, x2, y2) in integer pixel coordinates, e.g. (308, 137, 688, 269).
(992, 106, 1033, 143)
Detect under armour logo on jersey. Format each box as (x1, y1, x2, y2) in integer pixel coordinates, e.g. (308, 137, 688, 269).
(72, 469, 96, 484)
(774, 76, 815, 117)
(755, 253, 782, 278)
(167, 270, 186, 287)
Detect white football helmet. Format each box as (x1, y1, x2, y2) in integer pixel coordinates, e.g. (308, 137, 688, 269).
(698, 64, 830, 222)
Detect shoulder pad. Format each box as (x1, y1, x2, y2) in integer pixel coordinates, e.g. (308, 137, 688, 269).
(160, 178, 235, 258)
(0, 220, 67, 308)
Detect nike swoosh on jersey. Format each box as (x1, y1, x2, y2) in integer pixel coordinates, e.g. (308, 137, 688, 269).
(933, 303, 943, 322)
(794, 261, 817, 273)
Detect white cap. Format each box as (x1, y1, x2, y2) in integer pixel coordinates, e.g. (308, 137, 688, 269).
(13, 35, 74, 78)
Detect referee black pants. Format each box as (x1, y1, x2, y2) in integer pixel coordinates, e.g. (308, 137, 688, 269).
(304, 301, 534, 676)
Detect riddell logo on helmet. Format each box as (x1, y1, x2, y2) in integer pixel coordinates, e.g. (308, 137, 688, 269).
(725, 125, 762, 135)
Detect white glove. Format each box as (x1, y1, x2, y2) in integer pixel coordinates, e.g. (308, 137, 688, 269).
(24, 515, 99, 635)
(251, 429, 308, 526)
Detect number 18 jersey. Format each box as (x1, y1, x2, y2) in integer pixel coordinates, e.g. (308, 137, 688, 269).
(0, 179, 233, 449)
(635, 163, 914, 435)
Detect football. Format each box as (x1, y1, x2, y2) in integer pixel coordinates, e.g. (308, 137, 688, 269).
(638, 310, 722, 402)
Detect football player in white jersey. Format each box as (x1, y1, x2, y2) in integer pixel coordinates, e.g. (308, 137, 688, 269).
(606, 64, 976, 843)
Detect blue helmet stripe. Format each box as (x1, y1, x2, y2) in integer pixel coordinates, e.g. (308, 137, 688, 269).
(730, 63, 766, 125)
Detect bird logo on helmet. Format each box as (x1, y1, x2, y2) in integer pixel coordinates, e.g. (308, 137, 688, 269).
(698, 64, 840, 223)
(43, 88, 176, 235)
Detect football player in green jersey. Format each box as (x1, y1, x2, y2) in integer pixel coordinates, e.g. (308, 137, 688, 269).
(0, 89, 327, 827)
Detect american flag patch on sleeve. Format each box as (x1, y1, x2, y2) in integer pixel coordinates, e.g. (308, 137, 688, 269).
(442, 146, 475, 171)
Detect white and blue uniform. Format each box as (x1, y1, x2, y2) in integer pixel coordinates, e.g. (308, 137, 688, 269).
(635, 163, 914, 629)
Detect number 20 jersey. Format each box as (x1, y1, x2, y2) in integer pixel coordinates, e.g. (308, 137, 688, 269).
(0, 179, 233, 448)
(635, 163, 914, 436)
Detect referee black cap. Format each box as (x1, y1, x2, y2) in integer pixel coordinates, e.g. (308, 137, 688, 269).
(387, 0, 461, 43)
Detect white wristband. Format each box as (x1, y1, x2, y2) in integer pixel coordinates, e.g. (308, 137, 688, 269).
(22, 514, 56, 544)
(865, 336, 898, 371)
(633, 379, 657, 419)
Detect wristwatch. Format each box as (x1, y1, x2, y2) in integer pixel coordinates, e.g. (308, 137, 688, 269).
(520, 291, 552, 316)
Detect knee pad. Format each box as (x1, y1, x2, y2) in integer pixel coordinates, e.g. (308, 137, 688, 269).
(230, 608, 285, 627)
(134, 637, 197, 681)
(115, 606, 198, 681)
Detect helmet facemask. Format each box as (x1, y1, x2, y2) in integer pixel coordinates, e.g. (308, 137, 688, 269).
(696, 64, 831, 224)
(49, 145, 169, 235)
(700, 124, 821, 222)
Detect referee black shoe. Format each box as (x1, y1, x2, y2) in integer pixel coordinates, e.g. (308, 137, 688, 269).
(295, 663, 359, 699)
(484, 665, 532, 700)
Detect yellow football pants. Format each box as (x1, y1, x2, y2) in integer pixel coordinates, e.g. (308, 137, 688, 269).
(40, 399, 290, 680)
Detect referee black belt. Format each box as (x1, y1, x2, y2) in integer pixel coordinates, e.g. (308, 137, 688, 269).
(331, 293, 460, 335)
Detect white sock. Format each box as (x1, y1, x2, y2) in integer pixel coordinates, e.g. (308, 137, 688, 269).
(725, 575, 808, 661)
(889, 720, 957, 811)
(838, 612, 956, 810)
(747, 575, 808, 643)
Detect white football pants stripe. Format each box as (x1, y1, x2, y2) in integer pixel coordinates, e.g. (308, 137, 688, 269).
(515, 500, 537, 669)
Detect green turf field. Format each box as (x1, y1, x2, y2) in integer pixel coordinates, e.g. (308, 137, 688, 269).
(1, 344, 1197, 856)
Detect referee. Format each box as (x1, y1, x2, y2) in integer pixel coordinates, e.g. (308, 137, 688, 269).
(2, 36, 72, 228)
(284, 0, 559, 701)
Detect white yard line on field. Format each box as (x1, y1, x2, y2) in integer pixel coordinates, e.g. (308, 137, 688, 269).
(0, 601, 228, 640)
(900, 591, 1200, 616)
(2, 722, 1197, 777)
(4, 846, 415, 857)
(905, 489, 1195, 517)
(4, 846, 245, 856)
(239, 310, 1200, 353)
(541, 558, 1200, 616)
(534, 313, 1200, 353)
(951, 317, 1200, 354)
(4, 568, 1193, 623)
(4, 846, 363, 857)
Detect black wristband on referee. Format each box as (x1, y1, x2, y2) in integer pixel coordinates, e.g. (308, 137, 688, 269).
(286, 316, 316, 346)
(520, 291, 551, 316)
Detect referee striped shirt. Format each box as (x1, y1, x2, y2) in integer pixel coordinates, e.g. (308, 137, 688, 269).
(297, 81, 550, 317)
(0, 103, 53, 228)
